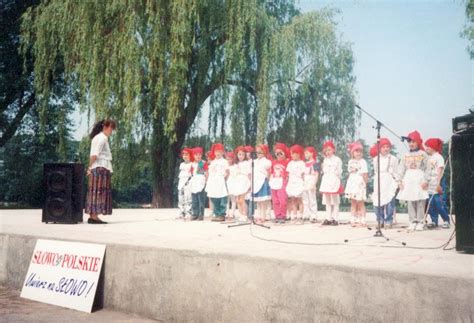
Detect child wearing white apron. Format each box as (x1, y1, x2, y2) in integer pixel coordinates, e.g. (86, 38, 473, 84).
(206, 144, 229, 221)
(286, 145, 306, 224)
(225, 152, 238, 219)
(344, 141, 369, 226)
(396, 131, 429, 231)
(302, 146, 320, 223)
(320, 141, 343, 225)
(252, 144, 272, 223)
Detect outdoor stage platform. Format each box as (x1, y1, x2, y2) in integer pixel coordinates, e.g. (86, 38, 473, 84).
(1, 209, 472, 322)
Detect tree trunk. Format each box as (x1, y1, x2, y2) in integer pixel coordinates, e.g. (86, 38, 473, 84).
(151, 116, 188, 208)
(0, 93, 35, 147)
(151, 126, 176, 208)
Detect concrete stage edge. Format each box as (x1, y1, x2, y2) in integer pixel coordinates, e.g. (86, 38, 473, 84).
(1, 209, 473, 322)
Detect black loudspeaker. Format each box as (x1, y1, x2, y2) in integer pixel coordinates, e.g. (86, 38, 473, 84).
(42, 163, 84, 224)
(451, 130, 474, 253)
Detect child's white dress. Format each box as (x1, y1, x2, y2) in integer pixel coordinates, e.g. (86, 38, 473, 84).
(320, 155, 343, 205)
(286, 160, 306, 197)
(206, 158, 229, 198)
(227, 161, 251, 196)
(344, 158, 368, 201)
(372, 154, 398, 206)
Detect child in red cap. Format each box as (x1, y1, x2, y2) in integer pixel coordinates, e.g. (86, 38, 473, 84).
(396, 131, 429, 231)
(190, 147, 208, 220)
(231, 146, 251, 221)
(303, 146, 320, 223)
(252, 144, 272, 223)
(225, 152, 238, 220)
(371, 138, 399, 229)
(269, 143, 290, 224)
(345, 141, 369, 226)
(320, 141, 343, 225)
(286, 145, 306, 224)
(425, 138, 450, 229)
(177, 148, 194, 219)
(206, 143, 229, 221)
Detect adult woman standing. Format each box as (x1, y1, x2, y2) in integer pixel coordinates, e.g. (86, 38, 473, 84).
(85, 119, 116, 224)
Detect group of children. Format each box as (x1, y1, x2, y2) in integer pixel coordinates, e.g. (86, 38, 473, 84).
(176, 130, 451, 231)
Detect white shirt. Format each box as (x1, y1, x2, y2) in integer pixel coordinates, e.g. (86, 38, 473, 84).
(254, 157, 272, 176)
(287, 160, 306, 180)
(90, 132, 113, 172)
(373, 154, 398, 176)
(206, 158, 229, 198)
(322, 155, 342, 177)
(237, 160, 251, 177)
(347, 159, 368, 175)
(426, 152, 445, 194)
(178, 162, 193, 189)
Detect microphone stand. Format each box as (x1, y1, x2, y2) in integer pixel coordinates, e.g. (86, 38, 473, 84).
(355, 105, 404, 237)
(228, 154, 270, 229)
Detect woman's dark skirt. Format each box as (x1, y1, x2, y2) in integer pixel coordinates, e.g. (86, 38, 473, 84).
(85, 167, 112, 215)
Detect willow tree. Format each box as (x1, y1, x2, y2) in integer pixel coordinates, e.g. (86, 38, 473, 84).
(21, 1, 358, 206)
(462, 0, 474, 59)
(227, 10, 358, 149)
(267, 11, 359, 148)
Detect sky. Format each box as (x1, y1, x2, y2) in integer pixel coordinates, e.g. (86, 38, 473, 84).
(297, 0, 472, 148)
(73, 0, 472, 150)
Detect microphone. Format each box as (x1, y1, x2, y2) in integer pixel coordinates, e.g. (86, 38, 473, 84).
(401, 136, 412, 142)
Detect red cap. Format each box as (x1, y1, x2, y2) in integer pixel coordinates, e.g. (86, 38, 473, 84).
(290, 144, 304, 159)
(425, 138, 443, 153)
(181, 147, 194, 162)
(244, 145, 254, 153)
(304, 146, 317, 160)
(369, 144, 378, 158)
(192, 147, 203, 155)
(408, 131, 424, 150)
(234, 146, 246, 154)
(348, 141, 363, 155)
(257, 144, 269, 154)
(322, 141, 336, 152)
(206, 150, 215, 160)
(210, 143, 225, 158)
(379, 138, 392, 148)
(225, 151, 235, 160)
(273, 142, 290, 158)
(212, 143, 225, 152)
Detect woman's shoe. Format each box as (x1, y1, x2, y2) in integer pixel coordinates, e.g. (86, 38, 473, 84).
(88, 218, 107, 224)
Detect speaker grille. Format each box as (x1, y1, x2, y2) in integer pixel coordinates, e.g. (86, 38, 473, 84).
(452, 132, 474, 253)
(42, 163, 84, 224)
(47, 171, 71, 192)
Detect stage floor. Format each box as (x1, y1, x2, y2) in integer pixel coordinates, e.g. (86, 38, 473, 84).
(0, 209, 471, 280)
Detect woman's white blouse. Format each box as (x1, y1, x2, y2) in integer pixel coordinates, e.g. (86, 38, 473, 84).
(90, 132, 113, 172)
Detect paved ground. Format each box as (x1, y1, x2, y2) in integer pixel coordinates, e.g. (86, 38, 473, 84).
(0, 286, 157, 322)
(1, 209, 470, 279)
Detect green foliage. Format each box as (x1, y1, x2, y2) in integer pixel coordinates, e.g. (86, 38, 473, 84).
(267, 10, 358, 148)
(461, 0, 474, 59)
(0, 98, 76, 206)
(0, 0, 39, 147)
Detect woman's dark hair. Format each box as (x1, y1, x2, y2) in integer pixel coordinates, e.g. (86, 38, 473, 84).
(89, 119, 117, 139)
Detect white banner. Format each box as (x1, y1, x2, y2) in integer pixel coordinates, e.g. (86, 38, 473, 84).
(21, 239, 106, 313)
